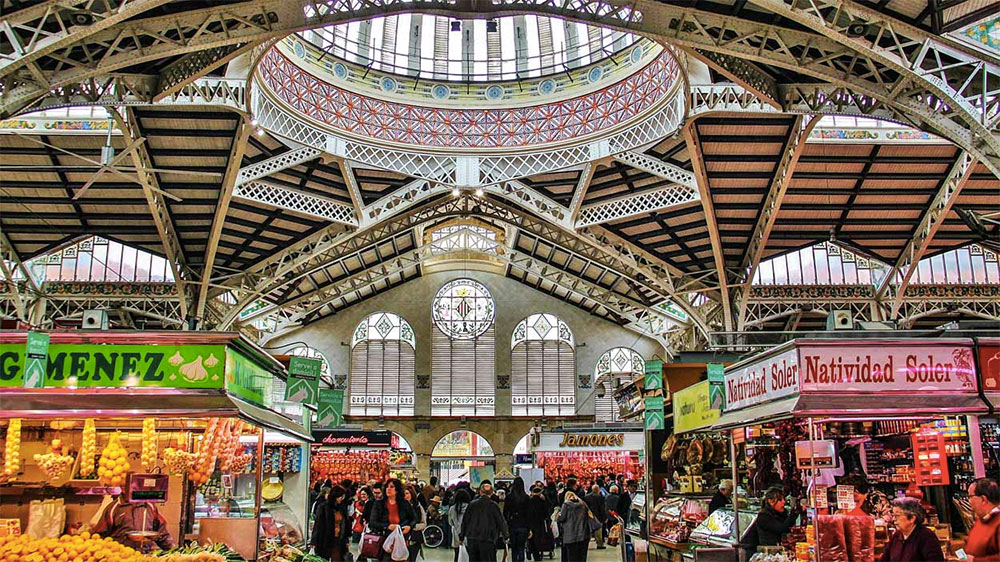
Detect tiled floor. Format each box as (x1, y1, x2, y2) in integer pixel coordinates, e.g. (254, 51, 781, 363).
(350, 542, 622, 562)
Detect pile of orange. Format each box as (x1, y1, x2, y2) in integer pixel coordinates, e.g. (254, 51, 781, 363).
(0, 531, 150, 562)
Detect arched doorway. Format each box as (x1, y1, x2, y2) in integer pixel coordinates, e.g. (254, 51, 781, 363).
(431, 430, 495, 486)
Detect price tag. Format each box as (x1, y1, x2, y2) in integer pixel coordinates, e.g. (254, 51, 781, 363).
(812, 485, 828, 509)
(836, 485, 855, 511)
(269, 476, 281, 484)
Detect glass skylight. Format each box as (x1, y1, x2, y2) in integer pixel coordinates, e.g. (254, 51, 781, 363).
(300, 15, 640, 82)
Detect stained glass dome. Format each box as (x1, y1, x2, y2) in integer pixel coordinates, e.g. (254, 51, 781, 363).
(432, 279, 496, 340)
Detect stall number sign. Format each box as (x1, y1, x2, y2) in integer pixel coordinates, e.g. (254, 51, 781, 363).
(723, 348, 799, 411)
(645, 396, 665, 430)
(23, 332, 49, 388)
(0, 342, 227, 389)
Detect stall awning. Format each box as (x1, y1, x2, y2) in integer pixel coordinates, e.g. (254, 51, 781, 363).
(712, 392, 988, 430)
(0, 388, 310, 441)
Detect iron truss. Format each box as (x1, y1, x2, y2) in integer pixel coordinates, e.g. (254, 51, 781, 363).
(1, 0, 997, 176)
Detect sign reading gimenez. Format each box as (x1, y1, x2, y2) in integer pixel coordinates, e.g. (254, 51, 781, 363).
(724, 348, 799, 411)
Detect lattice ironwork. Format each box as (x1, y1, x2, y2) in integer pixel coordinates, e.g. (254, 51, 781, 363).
(576, 184, 700, 227)
(235, 147, 322, 186)
(611, 151, 697, 189)
(233, 181, 358, 226)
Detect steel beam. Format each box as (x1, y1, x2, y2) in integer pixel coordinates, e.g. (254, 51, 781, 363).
(0, 230, 38, 321)
(879, 152, 977, 317)
(682, 48, 781, 109)
(340, 160, 366, 222)
(568, 162, 596, 225)
(576, 184, 700, 228)
(233, 180, 359, 225)
(683, 123, 733, 331)
(113, 107, 192, 319)
(736, 115, 820, 329)
(196, 118, 252, 324)
(235, 147, 322, 186)
(611, 152, 697, 189)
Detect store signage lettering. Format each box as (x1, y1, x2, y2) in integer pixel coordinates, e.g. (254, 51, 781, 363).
(724, 348, 799, 411)
(225, 350, 273, 406)
(799, 344, 976, 392)
(674, 381, 720, 433)
(558, 433, 625, 448)
(0, 343, 226, 389)
(315, 430, 392, 447)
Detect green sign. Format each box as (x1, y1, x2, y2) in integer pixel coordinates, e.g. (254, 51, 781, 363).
(285, 356, 320, 406)
(225, 350, 273, 406)
(23, 332, 49, 388)
(317, 388, 344, 427)
(0, 342, 227, 388)
(709, 382, 725, 411)
(707, 363, 725, 383)
(644, 360, 663, 391)
(644, 396, 665, 430)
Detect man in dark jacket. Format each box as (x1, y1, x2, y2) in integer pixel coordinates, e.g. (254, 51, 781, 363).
(605, 485, 621, 519)
(708, 480, 733, 515)
(615, 480, 637, 522)
(584, 485, 608, 549)
(460, 483, 510, 562)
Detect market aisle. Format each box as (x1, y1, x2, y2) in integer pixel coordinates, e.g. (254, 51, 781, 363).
(350, 543, 623, 562)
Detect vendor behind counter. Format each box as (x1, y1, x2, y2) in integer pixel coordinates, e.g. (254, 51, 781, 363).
(91, 496, 174, 553)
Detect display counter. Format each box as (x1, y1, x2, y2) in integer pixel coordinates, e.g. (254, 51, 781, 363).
(0, 331, 311, 561)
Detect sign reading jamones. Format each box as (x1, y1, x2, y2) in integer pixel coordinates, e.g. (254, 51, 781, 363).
(723, 340, 978, 412)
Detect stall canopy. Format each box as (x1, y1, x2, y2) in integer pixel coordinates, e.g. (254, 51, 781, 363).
(713, 338, 988, 429)
(0, 331, 310, 441)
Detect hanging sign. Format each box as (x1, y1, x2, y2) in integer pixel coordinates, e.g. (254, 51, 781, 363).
(534, 432, 643, 451)
(723, 348, 799, 411)
(644, 395, 664, 430)
(644, 360, 663, 391)
(798, 342, 977, 393)
(673, 381, 721, 434)
(23, 332, 49, 388)
(285, 356, 320, 405)
(0, 342, 227, 389)
(978, 343, 1000, 396)
(313, 429, 393, 447)
(316, 388, 344, 427)
(707, 363, 726, 383)
(226, 350, 273, 407)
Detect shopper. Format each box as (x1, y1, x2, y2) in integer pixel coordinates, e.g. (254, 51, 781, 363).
(557, 491, 590, 562)
(558, 477, 579, 505)
(964, 478, 1000, 562)
(460, 482, 509, 562)
(312, 485, 352, 562)
(423, 476, 440, 504)
(881, 497, 944, 562)
(584, 484, 607, 549)
(504, 477, 531, 562)
(751, 488, 801, 550)
(615, 480, 637, 520)
(844, 476, 871, 517)
(353, 488, 370, 543)
(605, 485, 620, 518)
(544, 482, 558, 507)
(370, 479, 414, 562)
(404, 485, 426, 562)
(708, 480, 733, 515)
(525, 486, 554, 561)
(364, 483, 385, 524)
(449, 488, 472, 562)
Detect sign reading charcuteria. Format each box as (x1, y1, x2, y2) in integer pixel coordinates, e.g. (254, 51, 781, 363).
(723, 340, 978, 412)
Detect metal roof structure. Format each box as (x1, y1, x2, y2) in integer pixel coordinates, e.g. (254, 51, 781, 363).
(0, 0, 998, 355)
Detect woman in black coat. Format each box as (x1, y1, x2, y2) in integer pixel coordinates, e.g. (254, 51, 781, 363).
(369, 479, 415, 561)
(312, 485, 352, 561)
(750, 488, 801, 551)
(525, 486, 554, 561)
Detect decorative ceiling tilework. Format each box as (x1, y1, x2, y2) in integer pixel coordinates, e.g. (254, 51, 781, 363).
(258, 48, 680, 149)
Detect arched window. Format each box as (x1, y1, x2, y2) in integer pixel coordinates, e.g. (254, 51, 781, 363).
(511, 313, 575, 416)
(593, 347, 644, 423)
(431, 278, 496, 416)
(350, 312, 416, 416)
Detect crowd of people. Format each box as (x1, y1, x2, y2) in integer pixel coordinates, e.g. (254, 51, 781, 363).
(308, 474, 640, 562)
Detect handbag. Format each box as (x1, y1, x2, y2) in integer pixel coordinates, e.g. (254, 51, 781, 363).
(586, 509, 603, 534)
(359, 526, 386, 559)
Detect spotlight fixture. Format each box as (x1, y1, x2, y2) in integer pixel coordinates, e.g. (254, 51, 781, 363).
(451, 20, 462, 32)
(475, 188, 484, 197)
(250, 118, 259, 127)
(486, 20, 498, 32)
(256, 128, 266, 136)
(452, 188, 461, 197)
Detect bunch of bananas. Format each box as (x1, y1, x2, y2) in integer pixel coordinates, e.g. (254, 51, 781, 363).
(79, 418, 97, 477)
(141, 418, 157, 471)
(3, 419, 21, 476)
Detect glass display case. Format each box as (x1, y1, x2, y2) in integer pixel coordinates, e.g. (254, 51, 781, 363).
(689, 508, 757, 547)
(625, 491, 647, 537)
(650, 497, 689, 545)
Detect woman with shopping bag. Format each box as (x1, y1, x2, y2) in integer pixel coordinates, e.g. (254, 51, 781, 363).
(404, 485, 427, 562)
(369, 479, 414, 561)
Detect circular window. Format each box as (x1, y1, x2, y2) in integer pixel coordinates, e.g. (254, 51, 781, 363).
(630, 45, 644, 64)
(431, 84, 451, 100)
(380, 76, 398, 93)
(432, 279, 496, 340)
(293, 41, 306, 58)
(333, 62, 349, 79)
(485, 85, 505, 101)
(588, 67, 604, 83)
(538, 79, 557, 96)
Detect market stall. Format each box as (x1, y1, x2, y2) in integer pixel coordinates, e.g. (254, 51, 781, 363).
(0, 331, 314, 561)
(707, 338, 988, 562)
(976, 337, 1000, 478)
(648, 380, 734, 561)
(310, 429, 414, 485)
(529, 427, 645, 488)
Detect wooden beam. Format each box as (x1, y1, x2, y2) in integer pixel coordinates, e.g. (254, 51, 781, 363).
(683, 122, 734, 331)
(196, 117, 251, 324)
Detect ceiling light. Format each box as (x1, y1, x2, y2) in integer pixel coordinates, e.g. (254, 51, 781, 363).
(256, 128, 266, 136)
(450, 21, 461, 32)
(250, 118, 259, 127)
(475, 188, 484, 197)
(452, 188, 461, 197)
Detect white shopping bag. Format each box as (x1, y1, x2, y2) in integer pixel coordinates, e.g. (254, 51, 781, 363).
(458, 544, 470, 562)
(383, 526, 409, 561)
(26, 498, 65, 538)
(549, 519, 560, 539)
